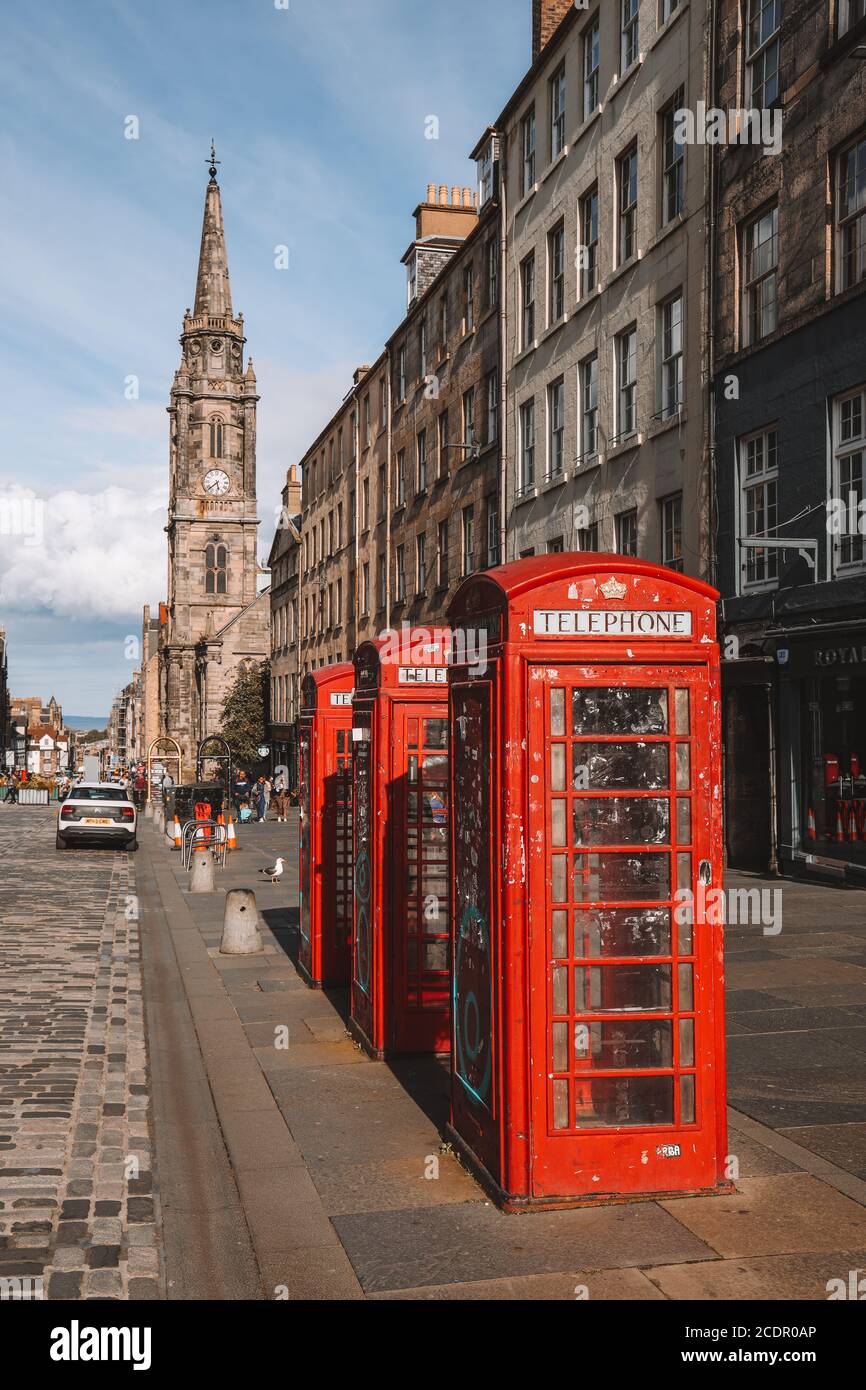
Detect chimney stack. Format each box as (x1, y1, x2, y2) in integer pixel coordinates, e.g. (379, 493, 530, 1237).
(286, 463, 301, 517)
(532, 0, 573, 61)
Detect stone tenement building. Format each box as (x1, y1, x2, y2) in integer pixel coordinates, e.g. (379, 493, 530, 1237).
(268, 464, 302, 782)
(388, 185, 501, 624)
(713, 0, 866, 874)
(499, 0, 710, 573)
(158, 153, 270, 776)
(297, 180, 500, 676)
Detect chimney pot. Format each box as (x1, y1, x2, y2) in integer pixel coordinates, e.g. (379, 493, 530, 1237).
(462, 186, 472, 207)
(427, 183, 436, 204)
(439, 184, 448, 205)
(451, 185, 460, 206)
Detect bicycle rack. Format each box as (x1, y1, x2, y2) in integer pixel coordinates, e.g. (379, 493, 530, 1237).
(181, 818, 227, 871)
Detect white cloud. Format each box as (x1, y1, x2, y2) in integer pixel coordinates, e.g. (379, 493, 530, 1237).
(0, 484, 165, 620)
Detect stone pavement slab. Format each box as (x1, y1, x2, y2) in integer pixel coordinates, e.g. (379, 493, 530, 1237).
(331, 1199, 717, 1293)
(641, 1249, 866, 1300)
(370, 1267, 666, 1300)
(660, 1174, 866, 1258)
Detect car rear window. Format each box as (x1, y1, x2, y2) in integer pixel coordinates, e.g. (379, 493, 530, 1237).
(71, 788, 132, 802)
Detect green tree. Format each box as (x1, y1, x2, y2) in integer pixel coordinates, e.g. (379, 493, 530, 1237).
(219, 661, 268, 767)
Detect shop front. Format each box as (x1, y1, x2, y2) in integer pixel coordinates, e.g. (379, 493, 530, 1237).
(775, 627, 866, 878)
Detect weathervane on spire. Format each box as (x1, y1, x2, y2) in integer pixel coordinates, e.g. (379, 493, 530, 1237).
(207, 140, 220, 182)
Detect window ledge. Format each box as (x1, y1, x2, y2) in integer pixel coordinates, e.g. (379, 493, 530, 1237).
(542, 314, 569, 343)
(610, 54, 644, 95)
(645, 214, 687, 257)
(572, 284, 604, 318)
(571, 105, 603, 148)
(574, 452, 603, 473)
(649, 2, 689, 54)
(542, 146, 569, 184)
(820, 13, 866, 67)
(607, 433, 644, 461)
(514, 486, 538, 507)
(540, 472, 567, 495)
(608, 252, 642, 288)
(514, 340, 539, 367)
(740, 581, 780, 597)
(515, 182, 539, 214)
(647, 410, 687, 441)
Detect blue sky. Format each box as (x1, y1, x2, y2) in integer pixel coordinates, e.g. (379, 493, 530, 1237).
(0, 0, 527, 715)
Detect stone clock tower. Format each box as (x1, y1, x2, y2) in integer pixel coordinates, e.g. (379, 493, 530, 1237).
(159, 150, 270, 775)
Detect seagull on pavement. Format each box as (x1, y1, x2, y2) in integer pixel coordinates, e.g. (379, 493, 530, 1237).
(259, 856, 285, 886)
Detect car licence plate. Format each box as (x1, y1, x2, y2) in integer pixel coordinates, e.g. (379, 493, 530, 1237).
(82, 817, 112, 825)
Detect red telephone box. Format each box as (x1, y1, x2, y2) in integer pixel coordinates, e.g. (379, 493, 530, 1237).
(351, 628, 451, 1058)
(446, 556, 730, 1210)
(298, 663, 354, 989)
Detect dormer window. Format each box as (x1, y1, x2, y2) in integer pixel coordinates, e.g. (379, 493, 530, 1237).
(478, 143, 494, 207)
(477, 135, 499, 208)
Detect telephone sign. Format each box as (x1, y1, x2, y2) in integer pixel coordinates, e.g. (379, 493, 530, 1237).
(446, 555, 730, 1211)
(533, 609, 693, 637)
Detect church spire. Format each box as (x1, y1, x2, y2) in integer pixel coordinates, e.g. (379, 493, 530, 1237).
(193, 143, 232, 318)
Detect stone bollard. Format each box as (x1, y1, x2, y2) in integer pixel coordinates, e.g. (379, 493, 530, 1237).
(189, 849, 216, 894)
(220, 888, 264, 955)
(144, 801, 154, 820)
(153, 805, 165, 835)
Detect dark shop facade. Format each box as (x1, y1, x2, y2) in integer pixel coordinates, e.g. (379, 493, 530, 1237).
(716, 293, 866, 882)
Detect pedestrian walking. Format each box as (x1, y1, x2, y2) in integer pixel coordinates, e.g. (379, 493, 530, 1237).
(133, 768, 147, 809)
(272, 772, 289, 823)
(232, 769, 251, 818)
(254, 775, 267, 824)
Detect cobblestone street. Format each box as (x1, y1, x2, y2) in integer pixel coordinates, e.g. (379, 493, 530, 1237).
(0, 806, 160, 1299)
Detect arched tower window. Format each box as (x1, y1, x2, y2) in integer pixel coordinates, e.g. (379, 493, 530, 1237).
(205, 543, 228, 594)
(209, 418, 224, 458)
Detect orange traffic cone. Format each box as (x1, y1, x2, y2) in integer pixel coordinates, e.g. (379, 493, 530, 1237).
(835, 802, 846, 843)
(172, 815, 182, 850)
(848, 801, 859, 842)
(806, 807, 817, 842)
(226, 815, 237, 851)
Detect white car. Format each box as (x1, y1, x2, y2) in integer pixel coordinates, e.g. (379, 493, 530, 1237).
(56, 782, 138, 852)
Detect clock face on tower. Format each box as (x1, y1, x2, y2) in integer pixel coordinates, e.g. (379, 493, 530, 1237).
(203, 469, 230, 497)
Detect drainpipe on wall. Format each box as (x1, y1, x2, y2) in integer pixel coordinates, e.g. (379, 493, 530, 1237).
(498, 137, 508, 565)
(353, 385, 361, 647)
(705, 0, 719, 589)
(386, 350, 393, 622)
